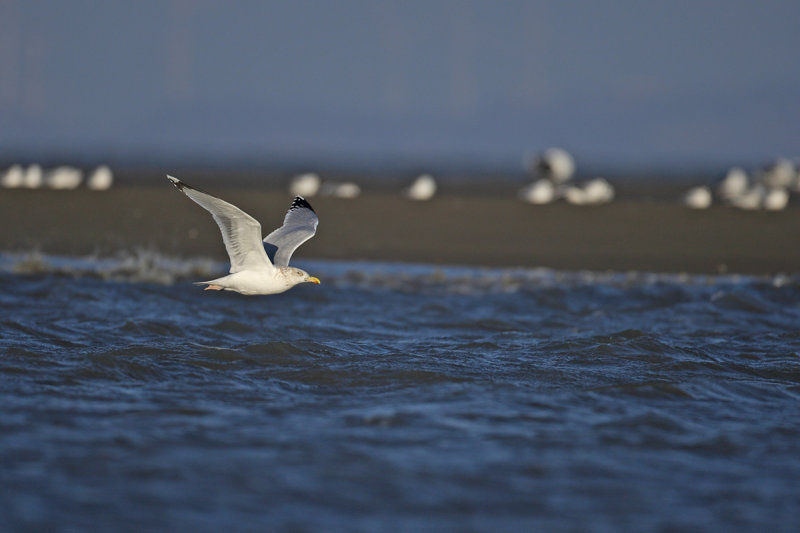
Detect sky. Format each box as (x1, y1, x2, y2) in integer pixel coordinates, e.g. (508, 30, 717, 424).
(0, 0, 798, 174)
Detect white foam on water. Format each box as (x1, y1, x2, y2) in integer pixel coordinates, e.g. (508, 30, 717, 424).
(2, 251, 795, 294)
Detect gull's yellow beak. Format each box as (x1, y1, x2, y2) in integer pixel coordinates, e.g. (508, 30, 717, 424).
(306, 276, 321, 284)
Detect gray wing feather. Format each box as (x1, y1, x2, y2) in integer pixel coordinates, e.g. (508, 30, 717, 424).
(167, 176, 273, 273)
(263, 196, 318, 267)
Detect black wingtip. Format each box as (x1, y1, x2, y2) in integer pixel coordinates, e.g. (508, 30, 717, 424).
(166, 175, 186, 191)
(290, 195, 315, 213)
(167, 175, 208, 194)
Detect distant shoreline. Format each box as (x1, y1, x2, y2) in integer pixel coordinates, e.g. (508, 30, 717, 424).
(1, 184, 799, 275)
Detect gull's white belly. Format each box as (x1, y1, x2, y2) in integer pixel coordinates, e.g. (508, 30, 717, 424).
(216, 270, 288, 295)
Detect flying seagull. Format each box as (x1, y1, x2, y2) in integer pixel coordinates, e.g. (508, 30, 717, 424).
(167, 175, 320, 295)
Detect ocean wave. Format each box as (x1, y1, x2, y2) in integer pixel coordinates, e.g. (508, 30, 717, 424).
(1, 250, 220, 285)
(1, 250, 798, 294)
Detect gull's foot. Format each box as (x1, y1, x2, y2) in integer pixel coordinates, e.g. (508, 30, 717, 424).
(204, 284, 223, 291)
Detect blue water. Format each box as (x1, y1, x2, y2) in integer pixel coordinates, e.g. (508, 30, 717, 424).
(1, 253, 799, 532)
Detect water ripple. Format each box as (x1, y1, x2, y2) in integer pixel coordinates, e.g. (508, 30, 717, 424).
(1, 255, 799, 531)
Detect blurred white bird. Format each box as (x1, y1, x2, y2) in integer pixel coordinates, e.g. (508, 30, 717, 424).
(790, 159, 800, 192)
(564, 185, 589, 205)
(289, 173, 321, 197)
(563, 178, 614, 206)
(87, 165, 113, 190)
(519, 179, 557, 204)
(405, 174, 437, 201)
(763, 187, 789, 211)
(583, 178, 615, 204)
(759, 158, 795, 189)
(717, 167, 749, 202)
(1, 164, 24, 188)
(321, 181, 361, 199)
(730, 185, 764, 211)
(684, 186, 712, 209)
(22, 165, 43, 188)
(526, 147, 575, 184)
(45, 166, 83, 190)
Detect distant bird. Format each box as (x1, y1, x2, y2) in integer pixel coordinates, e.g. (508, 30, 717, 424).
(166, 175, 320, 295)
(45, 166, 83, 190)
(583, 178, 615, 204)
(526, 147, 575, 184)
(321, 181, 361, 199)
(289, 173, 321, 197)
(405, 174, 437, 201)
(87, 165, 113, 190)
(563, 178, 615, 206)
(763, 187, 789, 211)
(717, 167, 749, 203)
(1, 164, 24, 188)
(564, 185, 589, 205)
(519, 179, 557, 205)
(790, 160, 800, 192)
(22, 165, 43, 188)
(759, 158, 795, 189)
(730, 185, 764, 211)
(684, 186, 712, 209)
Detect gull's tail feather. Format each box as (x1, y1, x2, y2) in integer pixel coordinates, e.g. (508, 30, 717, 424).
(193, 281, 223, 291)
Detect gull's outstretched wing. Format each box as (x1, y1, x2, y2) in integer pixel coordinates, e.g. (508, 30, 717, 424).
(263, 196, 318, 267)
(167, 175, 273, 273)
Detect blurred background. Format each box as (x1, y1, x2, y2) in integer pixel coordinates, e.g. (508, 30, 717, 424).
(1, 0, 798, 176)
(5, 5, 800, 533)
(1, 0, 800, 273)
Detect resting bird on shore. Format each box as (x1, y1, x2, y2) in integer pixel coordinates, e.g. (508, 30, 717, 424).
(0, 164, 24, 188)
(289, 172, 321, 197)
(526, 147, 576, 184)
(405, 174, 437, 201)
(167, 175, 320, 295)
(519, 179, 558, 204)
(45, 166, 83, 190)
(87, 165, 114, 190)
(717, 167, 749, 203)
(564, 177, 615, 206)
(683, 186, 712, 209)
(22, 164, 43, 188)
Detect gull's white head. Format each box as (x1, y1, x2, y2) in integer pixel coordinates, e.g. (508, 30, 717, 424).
(280, 266, 321, 288)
